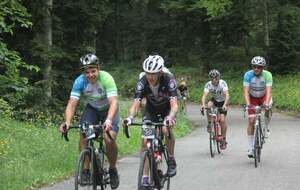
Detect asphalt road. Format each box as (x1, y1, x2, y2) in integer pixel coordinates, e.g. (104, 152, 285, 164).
(41, 104, 300, 190)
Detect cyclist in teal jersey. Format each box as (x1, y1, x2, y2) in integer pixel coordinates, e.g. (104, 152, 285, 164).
(59, 54, 120, 189)
(243, 56, 273, 158)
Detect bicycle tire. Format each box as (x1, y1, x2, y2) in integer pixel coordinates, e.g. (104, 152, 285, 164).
(94, 149, 106, 189)
(254, 124, 260, 168)
(137, 151, 154, 190)
(158, 148, 170, 190)
(209, 128, 217, 158)
(75, 149, 96, 190)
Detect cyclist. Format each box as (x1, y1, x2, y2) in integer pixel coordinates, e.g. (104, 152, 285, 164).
(178, 79, 188, 99)
(59, 53, 120, 189)
(123, 54, 178, 188)
(200, 69, 230, 150)
(243, 56, 272, 158)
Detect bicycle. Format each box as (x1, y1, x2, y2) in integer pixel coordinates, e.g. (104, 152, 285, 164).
(201, 107, 224, 158)
(62, 123, 114, 190)
(243, 105, 269, 168)
(123, 119, 171, 190)
(178, 92, 187, 114)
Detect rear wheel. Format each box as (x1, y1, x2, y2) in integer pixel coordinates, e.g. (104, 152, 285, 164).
(75, 149, 96, 190)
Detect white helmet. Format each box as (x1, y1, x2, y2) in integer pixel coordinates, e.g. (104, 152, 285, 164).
(251, 56, 266, 67)
(143, 55, 164, 73)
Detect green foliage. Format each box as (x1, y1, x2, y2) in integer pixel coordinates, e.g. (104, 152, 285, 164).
(192, 0, 232, 17)
(0, 0, 32, 34)
(0, 102, 193, 190)
(0, 98, 13, 118)
(270, 5, 300, 74)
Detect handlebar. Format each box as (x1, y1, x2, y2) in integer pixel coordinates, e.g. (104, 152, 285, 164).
(123, 120, 170, 139)
(61, 123, 114, 142)
(201, 107, 224, 116)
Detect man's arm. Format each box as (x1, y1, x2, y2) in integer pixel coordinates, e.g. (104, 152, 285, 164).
(265, 86, 272, 105)
(243, 86, 250, 105)
(128, 100, 141, 118)
(65, 97, 79, 126)
(201, 91, 209, 106)
(106, 96, 118, 121)
(224, 90, 229, 106)
(169, 98, 178, 118)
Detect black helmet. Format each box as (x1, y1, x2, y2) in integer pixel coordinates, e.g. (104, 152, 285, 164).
(79, 54, 99, 69)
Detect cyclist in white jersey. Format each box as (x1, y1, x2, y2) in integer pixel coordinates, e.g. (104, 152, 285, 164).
(59, 54, 119, 189)
(200, 69, 230, 150)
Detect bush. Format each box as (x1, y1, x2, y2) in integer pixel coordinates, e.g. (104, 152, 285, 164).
(0, 98, 12, 118)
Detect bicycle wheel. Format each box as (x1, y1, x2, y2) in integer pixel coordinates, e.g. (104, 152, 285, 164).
(137, 151, 154, 190)
(75, 149, 96, 190)
(157, 148, 170, 190)
(209, 128, 217, 158)
(94, 149, 106, 189)
(182, 99, 187, 114)
(253, 125, 261, 168)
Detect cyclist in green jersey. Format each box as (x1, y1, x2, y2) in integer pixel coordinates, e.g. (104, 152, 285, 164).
(59, 54, 120, 189)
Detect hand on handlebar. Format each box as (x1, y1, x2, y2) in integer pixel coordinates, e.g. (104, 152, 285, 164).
(164, 115, 176, 127)
(200, 105, 205, 115)
(123, 116, 134, 126)
(103, 119, 112, 131)
(222, 105, 228, 111)
(59, 122, 70, 133)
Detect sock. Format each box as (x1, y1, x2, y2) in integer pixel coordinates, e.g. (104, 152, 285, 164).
(248, 135, 254, 150)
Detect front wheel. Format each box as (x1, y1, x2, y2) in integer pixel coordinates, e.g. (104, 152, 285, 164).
(209, 130, 217, 158)
(75, 149, 96, 190)
(137, 151, 154, 190)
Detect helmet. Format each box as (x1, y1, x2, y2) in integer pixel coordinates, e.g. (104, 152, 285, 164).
(180, 80, 187, 86)
(80, 54, 99, 69)
(251, 56, 266, 67)
(143, 55, 164, 73)
(209, 69, 220, 79)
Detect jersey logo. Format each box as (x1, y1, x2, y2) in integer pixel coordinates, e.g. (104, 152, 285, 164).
(136, 82, 144, 92)
(168, 79, 177, 91)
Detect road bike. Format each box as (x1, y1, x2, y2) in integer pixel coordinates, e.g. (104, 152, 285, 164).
(62, 123, 113, 190)
(201, 107, 224, 158)
(178, 92, 187, 114)
(243, 105, 269, 168)
(124, 119, 171, 190)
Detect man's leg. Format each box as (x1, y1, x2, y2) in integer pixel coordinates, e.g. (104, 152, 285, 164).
(163, 127, 177, 177)
(103, 110, 120, 189)
(247, 116, 255, 158)
(206, 101, 214, 132)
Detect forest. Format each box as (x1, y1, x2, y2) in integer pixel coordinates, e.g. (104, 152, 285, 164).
(1, 0, 300, 121)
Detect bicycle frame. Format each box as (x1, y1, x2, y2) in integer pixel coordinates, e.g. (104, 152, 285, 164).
(124, 120, 171, 190)
(62, 123, 112, 189)
(244, 105, 267, 167)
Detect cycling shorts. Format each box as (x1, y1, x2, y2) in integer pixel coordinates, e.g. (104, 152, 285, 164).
(248, 95, 266, 115)
(80, 103, 120, 132)
(210, 98, 227, 115)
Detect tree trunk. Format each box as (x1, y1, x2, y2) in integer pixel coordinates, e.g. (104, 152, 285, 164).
(263, 0, 270, 61)
(42, 0, 53, 101)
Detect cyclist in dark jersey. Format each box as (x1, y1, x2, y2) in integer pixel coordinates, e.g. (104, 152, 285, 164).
(59, 54, 119, 189)
(123, 55, 178, 188)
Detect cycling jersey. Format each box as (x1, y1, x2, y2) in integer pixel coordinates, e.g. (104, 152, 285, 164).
(204, 79, 228, 102)
(70, 70, 118, 111)
(243, 70, 272, 98)
(134, 73, 177, 114)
